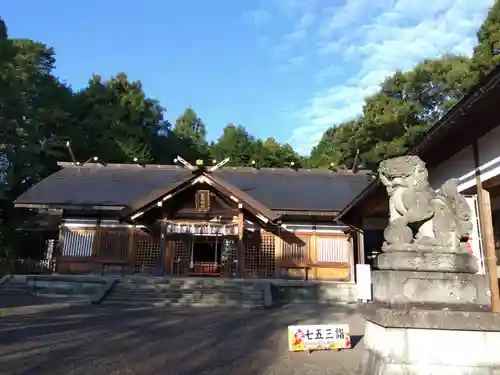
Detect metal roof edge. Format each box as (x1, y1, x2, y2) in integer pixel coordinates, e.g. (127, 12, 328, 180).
(55, 161, 372, 176)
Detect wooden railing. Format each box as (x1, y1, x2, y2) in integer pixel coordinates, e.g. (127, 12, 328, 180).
(188, 262, 220, 276)
(0, 258, 56, 276)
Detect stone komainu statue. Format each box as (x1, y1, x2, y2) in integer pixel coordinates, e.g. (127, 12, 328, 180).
(378, 155, 472, 250)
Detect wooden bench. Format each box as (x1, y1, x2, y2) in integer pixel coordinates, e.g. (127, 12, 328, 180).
(96, 259, 129, 276)
(281, 265, 311, 281)
(187, 262, 220, 277)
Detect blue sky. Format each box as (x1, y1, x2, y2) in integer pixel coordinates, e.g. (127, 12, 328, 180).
(2, 0, 493, 154)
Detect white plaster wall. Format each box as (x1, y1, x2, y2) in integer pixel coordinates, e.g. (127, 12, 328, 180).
(428, 145, 475, 191)
(428, 124, 500, 192)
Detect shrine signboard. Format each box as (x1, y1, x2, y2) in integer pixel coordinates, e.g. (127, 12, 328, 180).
(288, 324, 351, 352)
(195, 190, 211, 213)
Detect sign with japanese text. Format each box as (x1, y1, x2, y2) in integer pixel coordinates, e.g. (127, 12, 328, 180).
(195, 190, 211, 213)
(288, 324, 351, 352)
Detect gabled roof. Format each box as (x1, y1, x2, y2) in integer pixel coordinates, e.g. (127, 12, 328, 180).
(121, 170, 282, 223)
(14, 162, 373, 216)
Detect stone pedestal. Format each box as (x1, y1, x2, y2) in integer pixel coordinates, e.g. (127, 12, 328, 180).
(359, 306, 500, 375)
(359, 155, 498, 375)
(373, 247, 491, 307)
(359, 250, 496, 374)
(372, 270, 491, 307)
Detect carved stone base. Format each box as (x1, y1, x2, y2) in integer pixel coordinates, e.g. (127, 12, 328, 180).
(375, 252, 478, 273)
(372, 270, 491, 307)
(382, 243, 470, 254)
(359, 307, 500, 375)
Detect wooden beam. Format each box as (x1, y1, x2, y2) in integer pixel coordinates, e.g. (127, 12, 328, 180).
(91, 218, 102, 258)
(357, 229, 365, 265)
(275, 228, 283, 277)
(237, 210, 245, 278)
(310, 231, 317, 280)
(127, 225, 135, 267)
(158, 221, 167, 276)
(478, 189, 500, 312)
(474, 141, 500, 313)
(55, 225, 65, 273)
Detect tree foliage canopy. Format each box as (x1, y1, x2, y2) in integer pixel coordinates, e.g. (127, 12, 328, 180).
(310, 1, 500, 170)
(1, 1, 500, 255)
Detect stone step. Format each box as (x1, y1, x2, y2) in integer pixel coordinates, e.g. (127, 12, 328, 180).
(106, 292, 252, 300)
(0, 289, 30, 295)
(108, 292, 249, 300)
(115, 286, 261, 294)
(112, 288, 263, 295)
(109, 288, 262, 296)
(102, 299, 261, 308)
(104, 295, 254, 303)
(118, 284, 259, 290)
(100, 280, 268, 308)
(1, 283, 29, 292)
(102, 297, 263, 307)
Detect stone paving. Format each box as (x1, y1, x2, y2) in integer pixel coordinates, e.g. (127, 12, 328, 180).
(0, 303, 366, 375)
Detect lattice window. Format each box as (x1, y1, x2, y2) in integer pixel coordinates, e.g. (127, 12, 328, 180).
(172, 237, 191, 276)
(45, 239, 55, 260)
(282, 235, 310, 262)
(317, 237, 350, 263)
(134, 234, 160, 273)
(61, 229, 94, 257)
(245, 232, 275, 278)
(96, 230, 130, 261)
(220, 239, 237, 277)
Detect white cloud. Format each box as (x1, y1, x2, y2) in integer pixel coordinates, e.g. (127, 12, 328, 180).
(245, 0, 493, 154)
(271, 10, 316, 57)
(288, 0, 494, 154)
(279, 55, 306, 72)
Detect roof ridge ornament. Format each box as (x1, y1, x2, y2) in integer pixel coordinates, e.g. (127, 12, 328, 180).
(173, 155, 196, 170)
(208, 157, 230, 172)
(65, 141, 106, 167)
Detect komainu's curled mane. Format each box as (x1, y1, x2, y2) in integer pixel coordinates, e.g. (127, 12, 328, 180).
(378, 155, 471, 250)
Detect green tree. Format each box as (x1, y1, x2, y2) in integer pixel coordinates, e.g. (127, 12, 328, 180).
(308, 121, 361, 169)
(472, 0, 500, 78)
(172, 107, 209, 162)
(310, 56, 476, 169)
(210, 124, 255, 166)
(0, 23, 74, 255)
(69, 73, 169, 164)
(252, 137, 302, 168)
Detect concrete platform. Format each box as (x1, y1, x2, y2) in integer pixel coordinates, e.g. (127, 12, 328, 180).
(359, 305, 500, 375)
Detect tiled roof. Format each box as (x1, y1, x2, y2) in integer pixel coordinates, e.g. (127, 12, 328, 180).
(15, 164, 373, 213)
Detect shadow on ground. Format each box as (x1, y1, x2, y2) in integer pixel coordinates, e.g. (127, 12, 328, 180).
(0, 303, 365, 375)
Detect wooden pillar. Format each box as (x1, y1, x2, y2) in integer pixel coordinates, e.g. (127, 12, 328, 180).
(55, 223, 65, 273)
(91, 218, 102, 274)
(357, 229, 365, 265)
(237, 207, 245, 278)
(164, 239, 173, 277)
(158, 220, 167, 276)
(127, 225, 135, 272)
(348, 234, 355, 282)
(310, 232, 317, 280)
(478, 189, 500, 312)
(91, 218, 102, 258)
(473, 141, 500, 312)
(275, 228, 283, 277)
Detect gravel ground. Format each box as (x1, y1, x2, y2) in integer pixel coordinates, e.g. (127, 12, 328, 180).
(0, 303, 366, 375)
